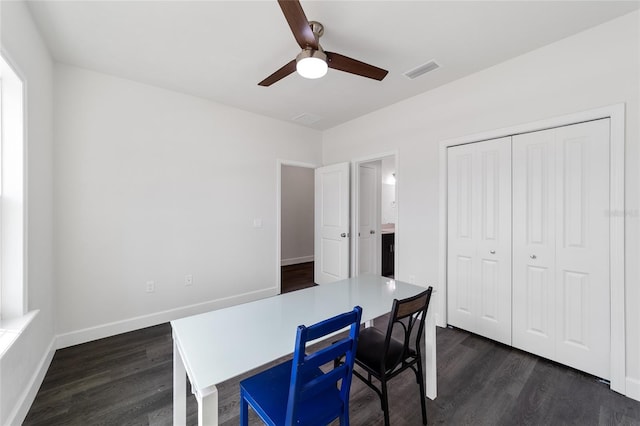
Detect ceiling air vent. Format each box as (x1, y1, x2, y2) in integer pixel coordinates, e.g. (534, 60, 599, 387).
(404, 60, 440, 80)
(292, 113, 322, 126)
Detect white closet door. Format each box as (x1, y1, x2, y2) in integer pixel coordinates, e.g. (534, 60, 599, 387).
(512, 129, 557, 360)
(554, 120, 610, 379)
(448, 146, 476, 333)
(447, 137, 512, 345)
(513, 119, 610, 379)
(476, 139, 512, 344)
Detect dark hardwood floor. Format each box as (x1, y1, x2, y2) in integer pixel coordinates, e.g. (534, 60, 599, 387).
(281, 261, 316, 293)
(24, 315, 640, 426)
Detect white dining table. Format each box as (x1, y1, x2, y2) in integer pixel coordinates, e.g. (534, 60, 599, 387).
(171, 275, 437, 426)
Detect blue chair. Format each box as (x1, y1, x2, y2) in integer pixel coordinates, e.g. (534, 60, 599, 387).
(239, 306, 363, 426)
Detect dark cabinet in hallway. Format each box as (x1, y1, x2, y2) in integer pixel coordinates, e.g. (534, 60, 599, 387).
(381, 232, 394, 277)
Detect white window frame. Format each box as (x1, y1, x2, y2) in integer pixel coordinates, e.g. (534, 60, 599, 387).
(0, 51, 26, 321)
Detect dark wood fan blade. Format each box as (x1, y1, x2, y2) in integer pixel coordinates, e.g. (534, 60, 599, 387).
(325, 51, 388, 81)
(258, 59, 297, 86)
(278, 0, 318, 50)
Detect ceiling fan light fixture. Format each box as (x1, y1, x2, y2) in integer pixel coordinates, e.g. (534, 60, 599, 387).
(258, 4, 388, 86)
(296, 49, 328, 79)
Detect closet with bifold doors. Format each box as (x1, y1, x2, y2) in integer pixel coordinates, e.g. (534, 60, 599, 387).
(447, 118, 611, 380)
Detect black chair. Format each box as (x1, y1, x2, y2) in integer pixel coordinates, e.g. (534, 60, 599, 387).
(352, 287, 433, 425)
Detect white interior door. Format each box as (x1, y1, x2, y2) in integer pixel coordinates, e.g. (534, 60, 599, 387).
(513, 119, 610, 379)
(358, 163, 380, 275)
(447, 137, 512, 345)
(314, 162, 350, 285)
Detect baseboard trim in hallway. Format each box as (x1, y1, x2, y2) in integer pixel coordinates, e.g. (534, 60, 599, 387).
(281, 261, 316, 293)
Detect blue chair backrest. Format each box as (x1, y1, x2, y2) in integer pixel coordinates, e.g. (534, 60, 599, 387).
(286, 306, 363, 425)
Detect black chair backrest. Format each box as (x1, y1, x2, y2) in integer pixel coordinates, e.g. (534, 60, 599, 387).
(383, 287, 433, 371)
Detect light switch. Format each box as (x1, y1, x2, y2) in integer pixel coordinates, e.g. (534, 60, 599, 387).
(253, 218, 263, 228)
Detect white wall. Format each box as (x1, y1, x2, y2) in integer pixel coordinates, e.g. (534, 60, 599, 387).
(54, 64, 322, 343)
(322, 12, 640, 395)
(0, 1, 56, 424)
(281, 165, 314, 265)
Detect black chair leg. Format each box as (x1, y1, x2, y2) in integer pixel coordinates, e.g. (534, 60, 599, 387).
(416, 358, 427, 425)
(381, 378, 390, 426)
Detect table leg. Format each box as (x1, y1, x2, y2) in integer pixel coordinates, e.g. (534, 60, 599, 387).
(173, 339, 187, 425)
(425, 305, 437, 399)
(196, 386, 219, 426)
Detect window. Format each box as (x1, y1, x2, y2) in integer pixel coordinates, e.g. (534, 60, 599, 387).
(0, 53, 25, 320)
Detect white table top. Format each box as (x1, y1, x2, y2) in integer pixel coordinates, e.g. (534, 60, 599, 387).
(171, 275, 426, 395)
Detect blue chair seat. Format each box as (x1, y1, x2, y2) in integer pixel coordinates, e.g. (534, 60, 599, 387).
(240, 360, 343, 425)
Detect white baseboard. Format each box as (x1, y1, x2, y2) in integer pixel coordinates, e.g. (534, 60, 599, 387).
(55, 287, 278, 349)
(627, 377, 640, 402)
(281, 255, 314, 266)
(6, 337, 56, 426)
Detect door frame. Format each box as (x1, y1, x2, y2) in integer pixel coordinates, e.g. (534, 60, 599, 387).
(276, 159, 318, 294)
(351, 151, 399, 278)
(438, 103, 626, 395)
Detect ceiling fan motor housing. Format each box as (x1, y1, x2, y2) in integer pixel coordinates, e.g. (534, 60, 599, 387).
(309, 20, 324, 38)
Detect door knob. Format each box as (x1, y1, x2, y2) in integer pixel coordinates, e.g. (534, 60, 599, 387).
(340, 233, 347, 238)
(370, 230, 375, 234)
(490, 250, 496, 254)
(530, 254, 537, 259)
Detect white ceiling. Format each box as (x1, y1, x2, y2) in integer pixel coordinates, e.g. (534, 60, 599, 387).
(26, 1, 639, 130)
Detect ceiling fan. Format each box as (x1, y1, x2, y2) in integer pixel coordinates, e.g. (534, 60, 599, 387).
(258, 0, 389, 86)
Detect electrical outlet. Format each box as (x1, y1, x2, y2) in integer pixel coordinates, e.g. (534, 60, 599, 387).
(146, 280, 155, 293)
(185, 274, 193, 286)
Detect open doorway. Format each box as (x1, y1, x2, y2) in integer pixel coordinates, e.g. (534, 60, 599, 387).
(277, 160, 351, 291)
(353, 154, 397, 278)
(278, 162, 317, 293)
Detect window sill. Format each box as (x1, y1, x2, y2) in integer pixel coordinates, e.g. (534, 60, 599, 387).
(0, 310, 38, 358)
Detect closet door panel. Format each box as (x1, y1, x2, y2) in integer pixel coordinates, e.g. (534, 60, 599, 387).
(525, 265, 553, 337)
(447, 147, 478, 331)
(554, 119, 610, 379)
(476, 139, 512, 344)
(454, 255, 474, 314)
(512, 130, 556, 359)
(447, 138, 511, 345)
(479, 258, 499, 321)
